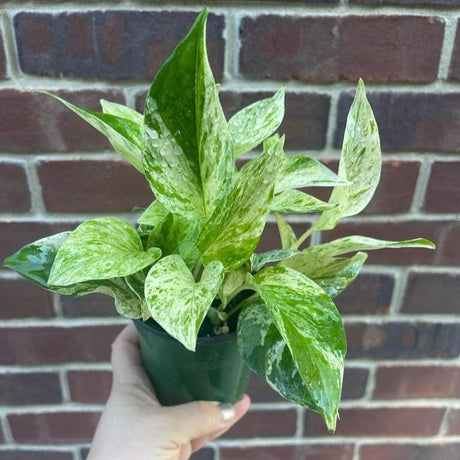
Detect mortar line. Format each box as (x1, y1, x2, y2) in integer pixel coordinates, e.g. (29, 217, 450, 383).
(325, 88, 340, 151)
(295, 406, 305, 437)
(389, 267, 409, 315)
(410, 158, 433, 213)
(59, 369, 72, 403)
(23, 159, 47, 216)
(0, 11, 20, 79)
(363, 365, 377, 401)
(222, 8, 238, 82)
(438, 407, 451, 436)
(438, 16, 458, 81)
(1, 414, 14, 445)
(51, 292, 63, 318)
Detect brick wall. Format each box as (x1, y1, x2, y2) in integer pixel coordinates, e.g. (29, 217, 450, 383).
(0, 1, 459, 459)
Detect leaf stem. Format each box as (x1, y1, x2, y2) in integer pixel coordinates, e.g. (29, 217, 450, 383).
(217, 284, 251, 312)
(226, 293, 258, 319)
(294, 224, 316, 250)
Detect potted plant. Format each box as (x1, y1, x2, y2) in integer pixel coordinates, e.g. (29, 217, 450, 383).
(3, 8, 434, 432)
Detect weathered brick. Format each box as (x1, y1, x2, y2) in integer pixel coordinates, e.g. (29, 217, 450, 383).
(402, 272, 460, 314)
(335, 273, 394, 315)
(304, 407, 445, 437)
(423, 162, 460, 213)
(246, 373, 284, 403)
(322, 220, 456, 266)
(0, 29, 7, 79)
(0, 279, 54, 319)
(37, 160, 152, 213)
(0, 163, 30, 212)
(8, 411, 100, 444)
(360, 443, 460, 460)
(0, 221, 76, 262)
(220, 91, 330, 150)
(68, 370, 111, 404)
(221, 444, 354, 460)
(342, 367, 369, 400)
(15, 11, 224, 81)
(447, 409, 460, 434)
(61, 293, 118, 318)
(223, 409, 297, 438)
(0, 451, 74, 460)
(190, 448, 215, 460)
(354, 0, 460, 6)
(374, 365, 460, 399)
(449, 22, 460, 80)
(0, 89, 124, 153)
(0, 325, 123, 364)
(240, 15, 443, 83)
(335, 92, 460, 152)
(257, 220, 310, 252)
(346, 322, 460, 359)
(0, 372, 62, 405)
(0, 423, 4, 443)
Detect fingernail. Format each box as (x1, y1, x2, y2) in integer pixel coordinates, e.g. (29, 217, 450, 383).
(218, 402, 235, 422)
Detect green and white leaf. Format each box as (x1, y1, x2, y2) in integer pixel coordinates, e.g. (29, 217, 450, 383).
(276, 156, 349, 194)
(100, 99, 144, 125)
(272, 190, 335, 214)
(251, 249, 299, 272)
(197, 136, 283, 270)
(275, 213, 297, 250)
(229, 88, 285, 158)
(242, 266, 346, 431)
(49, 217, 161, 286)
(144, 255, 224, 351)
(283, 235, 435, 274)
(143, 9, 234, 219)
(40, 92, 144, 173)
(218, 268, 248, 308)
(316, 80, 381, 230)
(137, 200, 170, 227)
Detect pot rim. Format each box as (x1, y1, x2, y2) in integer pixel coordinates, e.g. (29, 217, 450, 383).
(133, 319, 237, 345)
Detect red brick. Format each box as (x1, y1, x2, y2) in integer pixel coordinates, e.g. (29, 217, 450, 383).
(360, 443, 460, 460)
(449, 22, 460, 80)
(0, 29, 7, 79)
(304, 407, 445, 437)
(345, 322, 460, 359)
(38, 160, 152, 213)
(0, 221, 77, 262)
(0, 279, 54, 319)
(0, 423, 4, 443)
(8, 411, 100, 444)
(442, 224, 460, 265)
(447, 408, 460, 435)
(223, 409, 297, 438)
(402, 272, 460, 314)
(0, 325, 123, 364)
(335, 92, 460, 153)
(240, 16, 444, 83)
(423, 162, 460, 213)
(257, 221, 309, 253)
(322, 220, 454, 266)
(0, 163, 30, 212)
(221, 444, 354, 460)
(68, 370, 111, 404)
(342, 368, 369, 400)
(246, 373, 284, 403)
(0, 89, 124, 153)
(0, 451, 74, 460)
(15, 12, 224, 81)
(61, 293, 118, 318)
(0, 372, 62, 405)
(335, 273, 394, 315)
(220, 91, 330, 150)
(374, 365, 460, 399)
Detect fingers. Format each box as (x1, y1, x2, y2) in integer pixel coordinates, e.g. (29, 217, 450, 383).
(111, 323, 157, 397)
(163, 394, 251, 446)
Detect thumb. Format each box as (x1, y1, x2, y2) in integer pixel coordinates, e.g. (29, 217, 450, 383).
(161, 395, 250, 442)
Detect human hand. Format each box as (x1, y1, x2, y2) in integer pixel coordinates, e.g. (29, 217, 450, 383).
(88, 323, 251, 460)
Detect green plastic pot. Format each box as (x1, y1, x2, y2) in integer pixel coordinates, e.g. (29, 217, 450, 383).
(133, 319, 251, 406)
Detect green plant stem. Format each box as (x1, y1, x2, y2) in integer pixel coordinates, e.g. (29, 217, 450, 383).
(226, 293, 258, 319)
(192, 261, 202, 281)
(217, 284, 251, 312)
(294, 224, 316, 250)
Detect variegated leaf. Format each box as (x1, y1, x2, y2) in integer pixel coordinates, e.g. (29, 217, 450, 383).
(218, 268, 248, 308)
(251, 249, 299, 272)
(100, 99, 144, 125)
(229, 88, 285, 158)
(197, 136, 284, 270)
(245, 266, 346, 431)
(317, 80, 381, 230)
(283, 235, 435, 274)
(143, 9, 234, 219)
(49, 217, 161, 286)
(275, 213, 297, 250)
(40, 92, 144, 173)
(144, 255, 224, 351)
(137, 200, 169, 227)
(271, 190, 335, 214)
(276, 156, 349, 194)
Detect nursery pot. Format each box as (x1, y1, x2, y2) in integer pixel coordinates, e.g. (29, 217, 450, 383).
(133, 319, 251, 406)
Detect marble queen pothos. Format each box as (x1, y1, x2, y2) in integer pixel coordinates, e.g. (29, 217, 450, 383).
(4, 8, 434, 431)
